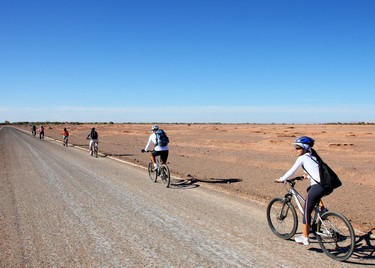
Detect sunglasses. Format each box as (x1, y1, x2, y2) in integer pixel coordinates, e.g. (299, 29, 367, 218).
(295, 147, 303, 150)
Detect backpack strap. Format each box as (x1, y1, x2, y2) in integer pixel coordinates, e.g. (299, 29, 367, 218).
(302, 164, 320, 185)
(303, 152, 322, 185)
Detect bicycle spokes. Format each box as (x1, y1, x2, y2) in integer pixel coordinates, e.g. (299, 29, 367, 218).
(316, 211, 355, 261)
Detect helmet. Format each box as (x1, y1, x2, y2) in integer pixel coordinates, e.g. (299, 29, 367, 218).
(292, 136, 315, 151)
(91, 127, 95, 130)
(151, 125, 159, 132)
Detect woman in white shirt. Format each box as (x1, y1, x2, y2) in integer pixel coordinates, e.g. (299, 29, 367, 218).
(276, 136, 325, 246)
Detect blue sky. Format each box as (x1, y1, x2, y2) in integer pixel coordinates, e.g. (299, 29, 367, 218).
(1, 0, 374, 123)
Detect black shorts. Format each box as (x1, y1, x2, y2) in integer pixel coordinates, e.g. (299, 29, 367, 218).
(152, 150, 169, 163)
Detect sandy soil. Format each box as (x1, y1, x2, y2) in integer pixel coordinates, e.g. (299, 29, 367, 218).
(20, 123, 375, 233)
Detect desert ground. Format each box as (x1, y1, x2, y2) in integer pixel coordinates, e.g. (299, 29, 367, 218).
(19, 123, 374, 233)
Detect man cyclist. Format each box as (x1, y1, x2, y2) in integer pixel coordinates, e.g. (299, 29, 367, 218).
(31, 124, 36, 136)
(141, 125, 169, 170)
(86, 127, 99, 155)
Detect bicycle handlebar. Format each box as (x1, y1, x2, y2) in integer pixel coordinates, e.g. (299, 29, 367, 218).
(286, 176, 304, 183)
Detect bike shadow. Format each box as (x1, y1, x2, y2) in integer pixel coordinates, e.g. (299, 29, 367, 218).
(169, 179, 200, 189)
(103, 153, 134, 157)
(195, 177, 242, 184)
(307, 228, 375, 264)
(169, 176, 241, 189)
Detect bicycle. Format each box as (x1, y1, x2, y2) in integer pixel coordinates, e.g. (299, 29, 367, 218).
(63, 136, 69, 147)
(266, 176, 355, 262)
(142, 150, 170, 187)
(92, 142, 98, 158)
(87, 138, 99, 158)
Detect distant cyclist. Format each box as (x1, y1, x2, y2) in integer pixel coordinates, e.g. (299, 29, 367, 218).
(141, 125, 169, 170)
(31, 124, 36, 136)
(61, 127, 69, 145)
(86, 127, 99, 155)
(39, 125, 45, 140)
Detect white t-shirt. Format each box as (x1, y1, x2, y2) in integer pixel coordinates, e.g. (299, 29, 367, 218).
(279, 153, 320, 185)
(144, 133, 169, 152)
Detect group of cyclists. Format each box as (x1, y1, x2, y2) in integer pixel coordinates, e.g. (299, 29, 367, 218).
(30, 124, 99, 155)
(30, 122, 332, 249)
(31, 124, 44, 140)
(30, 124, 169, 167)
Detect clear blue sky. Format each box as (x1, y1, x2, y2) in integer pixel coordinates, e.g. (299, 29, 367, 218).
(1, 0, 374, 123)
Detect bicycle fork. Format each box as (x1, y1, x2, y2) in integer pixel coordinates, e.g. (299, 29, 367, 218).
(278, 195, 293, 221)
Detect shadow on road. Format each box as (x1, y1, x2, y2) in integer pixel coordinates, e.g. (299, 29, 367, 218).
(196, 177, 242, 184)
(347, 228, 375, 265)
(103, 153, 134, 157)
(308, 228, 375, 265)
(169, 176, 241, 189)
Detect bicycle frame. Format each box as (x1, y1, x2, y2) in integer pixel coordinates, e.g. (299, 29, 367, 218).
(288, 186, 305, 214)
(285, 180, 323, 227)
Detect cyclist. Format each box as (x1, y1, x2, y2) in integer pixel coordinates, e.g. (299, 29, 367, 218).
(141, 125, 169, 170)
(31, 124, 36, 136)
(61, 127, 69, 145)
(275, 136, 326, 246)
(86, 127, 99, 155)
(39, 125, 45, 140)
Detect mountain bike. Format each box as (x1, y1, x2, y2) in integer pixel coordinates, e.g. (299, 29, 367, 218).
(267, 176, 355, 261)
(92, 142, 98, 158)
(142, 150, 170, 187)
(63, 136, 69, 147)
(87, 138, 99, 158)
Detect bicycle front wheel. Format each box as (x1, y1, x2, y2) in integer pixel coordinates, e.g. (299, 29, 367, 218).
(316, 211, 355, 261)
(160, 164, 170, 188)
(266, 197, 298, 240)
(148, 162, 157, 182)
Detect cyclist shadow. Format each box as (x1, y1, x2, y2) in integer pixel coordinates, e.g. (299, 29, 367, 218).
(196, 177, 242, 184)
(349, 228, 375, 264)
(169, 176, 241, 189)
(103, 153, 134, 157)
(308, 227, 375, 264)
(71, 143, 88, 147)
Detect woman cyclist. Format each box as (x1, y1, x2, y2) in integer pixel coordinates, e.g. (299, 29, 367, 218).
(39, 125, 45, 140)
(275, 136, 326, 246)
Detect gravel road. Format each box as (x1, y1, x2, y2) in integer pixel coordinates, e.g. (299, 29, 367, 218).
(0, 127, 370, 267)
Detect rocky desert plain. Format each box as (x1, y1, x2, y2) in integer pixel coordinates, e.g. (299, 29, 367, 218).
(17, 123, 374, 234)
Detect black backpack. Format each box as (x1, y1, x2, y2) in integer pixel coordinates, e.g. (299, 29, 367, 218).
(304, 149, 342, 195)
(90, 130, 98, 139)
(155, 129, 169, 147)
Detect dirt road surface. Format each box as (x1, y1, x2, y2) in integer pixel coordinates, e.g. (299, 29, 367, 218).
(0, 127, 373, 267)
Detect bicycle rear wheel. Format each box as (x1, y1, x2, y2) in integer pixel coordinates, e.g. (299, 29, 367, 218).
(148, 162, 157, 182)
(267, 197, 298, 240)
(316, 211, 355, 261)
(160, 164, 170, 188)
(94, 144, 98, 158)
